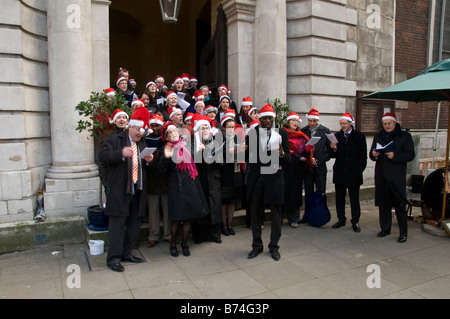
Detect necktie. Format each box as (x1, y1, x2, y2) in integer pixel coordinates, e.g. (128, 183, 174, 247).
(132, 142, 138, 184)
(345, 132, 349, 142)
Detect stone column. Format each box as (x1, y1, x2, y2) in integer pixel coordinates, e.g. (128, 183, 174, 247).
(91, 0, 111, 92)
(45, 0, 99, 217)
(254, 0, 287, 108)
(223, 0, 256, 111)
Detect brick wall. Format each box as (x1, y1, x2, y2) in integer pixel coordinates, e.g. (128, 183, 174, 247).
(395, 0, 449, 130)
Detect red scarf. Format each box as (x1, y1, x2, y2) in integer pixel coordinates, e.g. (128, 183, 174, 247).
(167, 137, 198, 180)
(284, 128, 314, 169)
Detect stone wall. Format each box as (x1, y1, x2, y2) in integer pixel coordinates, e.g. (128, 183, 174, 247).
(0, 0, 51, 223)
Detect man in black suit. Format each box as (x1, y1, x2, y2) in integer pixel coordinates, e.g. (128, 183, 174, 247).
(245, 103, 290, 261)
(329, 112, 367, 233)
(100, 107, 154, 272)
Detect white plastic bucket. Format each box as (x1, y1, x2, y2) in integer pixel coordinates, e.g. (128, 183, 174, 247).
(89, 240, 104, 255)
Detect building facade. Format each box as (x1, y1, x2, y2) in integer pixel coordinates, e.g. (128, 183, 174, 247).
(0, 0, 447, 227)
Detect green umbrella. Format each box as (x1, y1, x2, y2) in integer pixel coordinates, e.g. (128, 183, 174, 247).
(363, 58, 450, 223)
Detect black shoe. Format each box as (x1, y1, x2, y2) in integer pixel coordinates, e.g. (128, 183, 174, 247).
(332, 220, 346, 228)
(228, 228, 236, 235)
(397, 235, 407, 243)
(170, 244, 179, 257)
(352, 223, 361, 233)
(247, 248, 263, 259)
(121, 255, 143, 263)
(299, 218, 307, 224)
(270, 249, 280, 261)
(377, 230, 391, 237)
(222, 228, 230, 236)
(181, 242, 190, 256)
(107, 263, 124, 272)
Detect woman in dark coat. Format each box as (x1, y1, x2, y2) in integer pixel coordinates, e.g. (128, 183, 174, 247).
(159, 121, 209, 257)
(281, 112, 313, 227)
(191, 115, 223, 243)
(369, 113, 415, 242)
(220, 117, 243, 236)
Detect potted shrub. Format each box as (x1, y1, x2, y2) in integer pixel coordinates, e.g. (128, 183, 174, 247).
(75, 90, 130, 229)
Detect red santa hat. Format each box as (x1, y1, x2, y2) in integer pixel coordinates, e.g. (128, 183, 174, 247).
(204, 105, 218, 114)
(181, 73, 190, 81)
(195, 100, 205, 109)
(155, 75, 164, 82)
(109, 109, 129, 124)
(129, 79, 136, 86)
(193, 90, 205, 101)
(220, 116, 234, 127)
(224, 109, 236, 118)
(218, 84, 231, 94)
(219, 95, 231, 103)
(192, 114, 211, 132)
(129, 106, 151, 134)
(246, 107, 258, 118)
(184, 112, 194, 123)
(382, 112, 397, 122)
(105, 88, 115, 97)
(168, 106, 182, 119)
(259, 103, 276, 118)
(173, 77, 184, 85)
(286, 111, 301, 122)
(149, 113, 164, 126)
(340, 112, 355, 124)
(165, 91, 177, 101)
(242, 96, 253, 106)
(306, 108, 320, 120)
(161, 121, 177, 142)
(131, 99, 145, 108)
(116, 76, 127, 87)
(146, 81, 156, 89)
(189, 76, 198, 83)
(249, 119, 260, 129)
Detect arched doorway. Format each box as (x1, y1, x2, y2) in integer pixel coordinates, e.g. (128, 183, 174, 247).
(109, 0, 225, 95)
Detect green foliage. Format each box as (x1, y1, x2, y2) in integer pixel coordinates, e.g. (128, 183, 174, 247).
(75, 90, 130, 144)
(265, 98, 291, 128)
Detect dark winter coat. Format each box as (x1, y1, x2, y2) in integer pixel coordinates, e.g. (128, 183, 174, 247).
(330, 127, 367, 187)
(158, 149, 209, 222)
(194, 136, 223, 225)
(245, 126, 291, 205)
(301, 124, 331, 174)
(100, 130, 149, 217)
(369, 124, 415, 206)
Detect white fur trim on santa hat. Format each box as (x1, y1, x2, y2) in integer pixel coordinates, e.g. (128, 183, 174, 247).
(109, 111, 128, 124)
(169, 108, 182, 119)
(164, 125, 177, 138)
(194, 120, 210, 132)
(116, 77, 127, 87)
(382, 114, 397, 122)
(339, 115, 354, 124)
(287, 113, 301, 122)
(129, 119, 144, 128)
(259, 111, 276, 118)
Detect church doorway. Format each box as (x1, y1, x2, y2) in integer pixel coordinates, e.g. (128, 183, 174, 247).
(109, 0, 227, 95)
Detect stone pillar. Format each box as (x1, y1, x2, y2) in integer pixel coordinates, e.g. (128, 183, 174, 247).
(223, 0, 256, 111)
(91, 0, 111, 92)
(254, 0, 287, 108)
(44, 0, 99, 217)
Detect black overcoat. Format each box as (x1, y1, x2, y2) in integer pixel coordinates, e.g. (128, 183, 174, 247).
(245, 126, 291, 205)
(100, 130, 148, 217)
(369, 124, 415, 206)
(301, 124, 331, 174)
(330, 127, 367, 187)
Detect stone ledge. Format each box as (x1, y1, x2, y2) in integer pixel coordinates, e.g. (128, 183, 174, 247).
(0, 216, 86, 254)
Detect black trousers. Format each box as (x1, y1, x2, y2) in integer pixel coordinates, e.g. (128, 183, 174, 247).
(249, 176, 283, 251)
(107, 190, 142, 265)
(335, 184, 361, 224)
(378, 184, 408, 237)
(304, 168, 327, 194)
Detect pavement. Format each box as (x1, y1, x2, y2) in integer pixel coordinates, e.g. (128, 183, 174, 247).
(0, 198, 449, 301)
